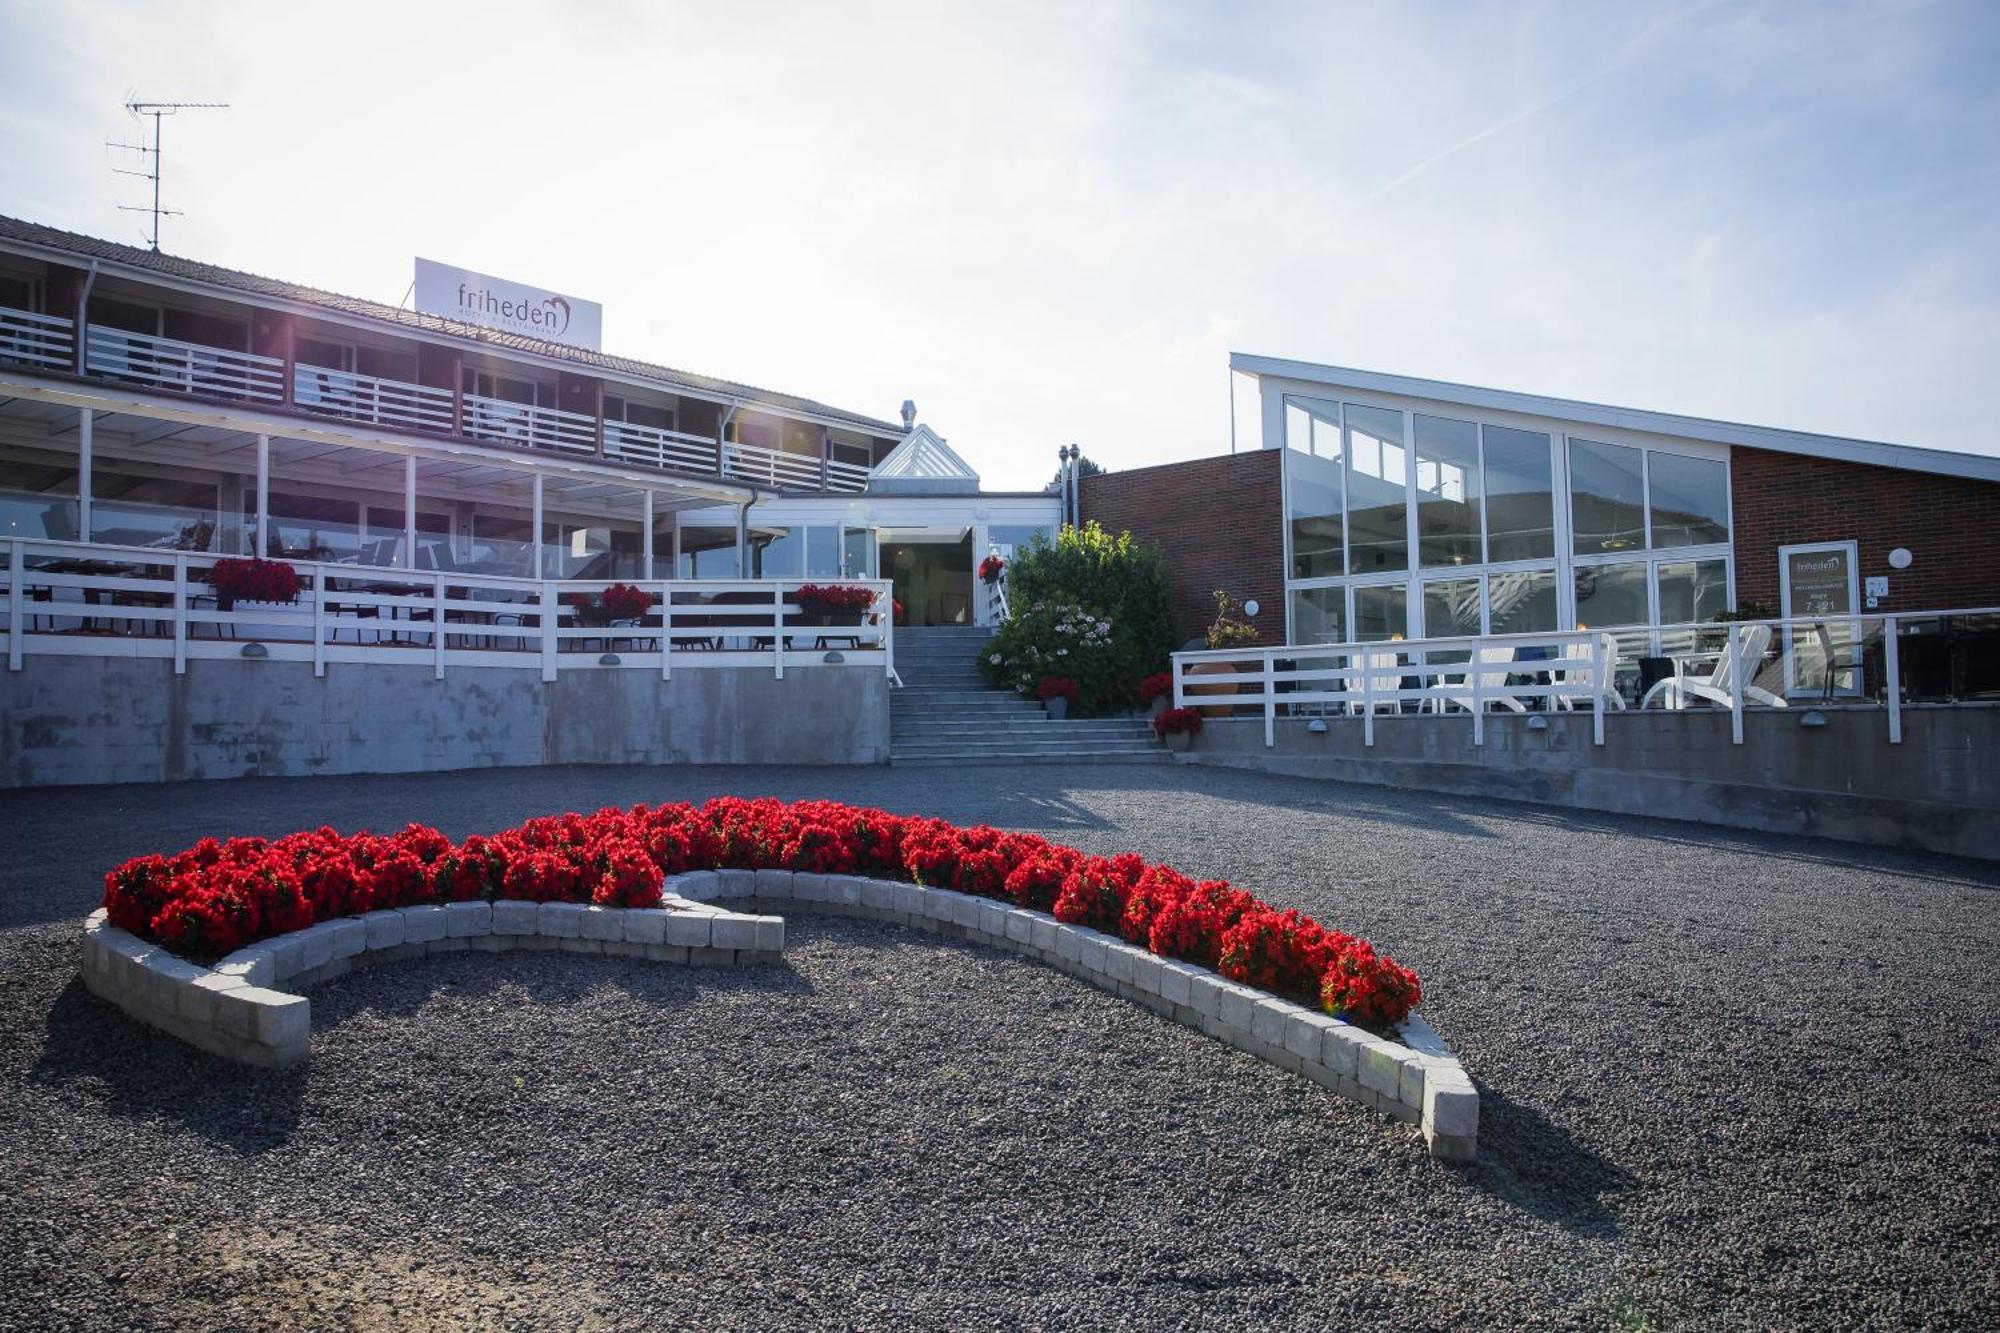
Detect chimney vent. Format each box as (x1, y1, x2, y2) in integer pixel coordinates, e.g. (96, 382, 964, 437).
(900, 399, 917, 430)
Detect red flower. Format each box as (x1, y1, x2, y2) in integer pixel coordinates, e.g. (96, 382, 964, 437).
(1037, 676, 1081, 704)
(1137, 672, 1174, 706)
(1153, 707, 1202, 738)
(206, 558, 301, 604)
(978, 555, 1005, 584)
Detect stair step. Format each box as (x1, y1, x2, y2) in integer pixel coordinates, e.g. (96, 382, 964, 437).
(891, 751, 1173, 767)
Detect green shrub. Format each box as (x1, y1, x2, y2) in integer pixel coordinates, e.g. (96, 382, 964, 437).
(979, 522, 1176, 715)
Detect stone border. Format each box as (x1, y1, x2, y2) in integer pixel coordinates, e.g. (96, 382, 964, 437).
(671, 869, 1478, 1161)
(79, 871, 1475, 1159)
(79, 897, 784, 1069)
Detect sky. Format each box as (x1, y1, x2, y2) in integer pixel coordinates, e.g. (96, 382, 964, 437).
(1, 0, 1995, 489)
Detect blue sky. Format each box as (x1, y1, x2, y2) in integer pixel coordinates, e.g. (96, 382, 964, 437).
(1, 0, 1994, 486)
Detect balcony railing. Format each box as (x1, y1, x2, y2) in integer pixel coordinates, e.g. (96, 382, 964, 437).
(293, 363, 455, 434)
(604, 419, 721, 474)
(0, 307, 74, 370)
(86, 325, 286, 403)
(0, 306, 884, 494)
(462, 392, 599, 454)
(2, 534, 895, 683)
(724, 441, 871, 493)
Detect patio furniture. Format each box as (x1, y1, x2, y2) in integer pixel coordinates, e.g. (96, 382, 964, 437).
(1551, 634, 1626, 712)
(1811, 621, 1861, 702)
(1641, 623, 1786, 709)
(1435, 645, 1535, 715)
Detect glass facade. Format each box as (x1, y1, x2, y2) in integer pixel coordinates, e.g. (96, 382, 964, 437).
(1281, 393, 1732, 648)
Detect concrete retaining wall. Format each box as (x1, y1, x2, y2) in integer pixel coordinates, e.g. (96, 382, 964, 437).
(1, 656, 890, 786)
(1183, 706, 2000, 860)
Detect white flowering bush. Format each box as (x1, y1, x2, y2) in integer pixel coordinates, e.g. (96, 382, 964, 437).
(979, 599, 1127, 711)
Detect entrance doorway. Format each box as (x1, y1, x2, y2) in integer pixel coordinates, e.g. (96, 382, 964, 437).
(881, 529, 973, 626)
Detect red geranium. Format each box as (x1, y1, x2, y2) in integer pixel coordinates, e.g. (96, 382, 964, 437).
(1037, 676, 1081, 704)
(1137, 672, 1174, 706)
(206, 558, 301, 604)
(978, 555, 1005, 584)
(1154, 707, 1202, 738)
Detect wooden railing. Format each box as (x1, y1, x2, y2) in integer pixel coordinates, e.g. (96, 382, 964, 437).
(292, 364, 455, 434)
(2, 536, 895, 684)
(0, 307, 74, 370)
(461, 392, 599, 454)
(603, 419, 722, 475)
(723, 441, 871, 493)
(86, 325, 285, 403)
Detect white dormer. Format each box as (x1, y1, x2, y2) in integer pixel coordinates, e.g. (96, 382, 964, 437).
(869, 424, 981, 495)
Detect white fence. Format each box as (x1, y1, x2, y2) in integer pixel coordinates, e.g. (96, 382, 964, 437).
(722, 441, 871, 494)
(462, 392, 600, 455)
(0, 307, 74, 370)
(1172, 610, 2000, 748)
(2, 536, 894, 684)
(86, 325, 286, 403)
(292, 364, 456, 434)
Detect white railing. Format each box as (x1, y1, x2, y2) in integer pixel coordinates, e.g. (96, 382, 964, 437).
(0, 306, 74, 370)
(603, 419, 722, 476)
(462, 392, 599, 454)
(292, 364, 455, 434)
(1172, 609, 2000, 749)
(1, 536, 894, 684)
(722, 441, 871, 493)
(983, 546, 1010, 623)
(85, 325, 285, 402)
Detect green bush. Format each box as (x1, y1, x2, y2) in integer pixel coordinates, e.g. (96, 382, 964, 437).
(979, 522, 1176, 715)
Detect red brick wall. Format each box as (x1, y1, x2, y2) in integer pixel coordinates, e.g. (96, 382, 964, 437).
(1080, 450, 1285, 647)
(1731, 446, 2000, 613)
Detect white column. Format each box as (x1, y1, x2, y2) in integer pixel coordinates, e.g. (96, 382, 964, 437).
(734, 502, 749, 575)
(642, 489, 654, 580)
(76, 408, 93, 543)
(255, 434, 269, 558)
(403, 456, 417, 570)
(531, 473, 544, 579)
(671, 511, 682, 575)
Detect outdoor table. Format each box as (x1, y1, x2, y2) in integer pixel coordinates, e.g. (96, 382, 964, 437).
(30, 558, 147, 632)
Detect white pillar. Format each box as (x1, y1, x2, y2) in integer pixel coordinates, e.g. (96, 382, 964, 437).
(734, 502, 749, 576)
(642, 489, 654, 580)
(670, 511, 682, 576)
(403, 456, 417, 570)
(531, 473, 544, 579)
(77, 408, 93, 543)
(255, 434, 269, 558)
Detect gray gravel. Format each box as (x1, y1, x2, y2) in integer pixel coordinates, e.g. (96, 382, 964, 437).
(1, 763, 1995, 1331)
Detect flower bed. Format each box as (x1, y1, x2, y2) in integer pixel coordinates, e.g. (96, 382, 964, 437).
(102, 798, 1421, 1027)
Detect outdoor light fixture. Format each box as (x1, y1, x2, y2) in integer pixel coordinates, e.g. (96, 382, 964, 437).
(1525, 713, 1548, 730)
(822, 650, 845, 664)
(1243, 599, 1260, 618)
(598, 652, 621, 666)
(1889, 548, 1913, 570)
(1307, 717, 1328, 734)
(240, 641, 268, 659)
(1799, 709, 1828, 728)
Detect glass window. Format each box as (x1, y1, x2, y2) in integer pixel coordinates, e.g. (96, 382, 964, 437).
(1352, 583, 1407, 642)
(1647, 452, 1729, 548)
(263, 491, 361, 563)
(1657, 559, 1729, 625)
(1344, 403, 1407, 574)
(91, 474, 220, 550)
(1422, 577, 1482, 639)
(1573, 560, 1649, 629)
(1487, 568, 1558, 636)
(0, 461, 79, 541)
(752, 526, 803, 579)
(988, 523, 1052, 557)
(842, 527, 874, 578)
(678, 525, 741, 579)
(1483, 425, 1555, 562)
(1285, 400, 1345, 578)
(1289, 586, 1346, 645)
(804, 525, 841, 578)
(1413, 415, 1481, 568)
(1569, 438, 1646, 556)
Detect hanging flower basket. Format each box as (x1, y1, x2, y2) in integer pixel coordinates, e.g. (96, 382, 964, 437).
(205, 558, 301, 612)
(978, 554, 1005, 584)
(792, 584, 874, 627)
(565, 583, 656, 625)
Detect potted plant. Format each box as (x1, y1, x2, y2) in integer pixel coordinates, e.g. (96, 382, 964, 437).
(1038, 675, 1080, 720)
(1186, 591, 1259, 718)
(1154, 705, 1203, 752)
(793, 584, 875, 627)
(565, 582, 655, 626)
(978, 554, 1006, 584)
(1138, 671, 1174, 718)
(205, 557, 301, 612)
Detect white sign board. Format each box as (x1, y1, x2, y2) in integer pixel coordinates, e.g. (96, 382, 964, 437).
(413, 257, 602, 352)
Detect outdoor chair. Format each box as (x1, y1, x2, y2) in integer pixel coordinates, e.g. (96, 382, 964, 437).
(1344, 649, 1405, 717)
(1641, 623, 1787, 709)
(1550, 634, 1626, 712)
(1435, 645, 1535, 715)
(1812, 621, 1861, 702)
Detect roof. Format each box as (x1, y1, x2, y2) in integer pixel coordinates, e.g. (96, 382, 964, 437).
(1231, 352, 2000, 486)
(868, 424, 980, 494)
(0, 214, 903, 436)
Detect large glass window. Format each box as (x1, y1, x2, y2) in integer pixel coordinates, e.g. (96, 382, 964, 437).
(1285, 399, 1345, 578)
(842, 527, 874, 578)
(804, 525, 841, 578)
(1344, 403, 1407, 574)
(1352, 583, 1407, 641)
(1569, 438, 1646, 556)
(1647, 452, 1729, 548)
(1422, 577, 1482, 639)
(1657, 558, 1729, 625)
(91, 474, 220, 551)
(1289, 586, 1346, 645)
(1487, 568, 1558, 636)
(262, 492, 361, 563)
(0, 460, 79, 541)
(752, 526, 803, 579)
(679, 525, 741, 578)
(1573, 560, 1649, 629)
(1483, 425, 1555, 562)
(1413, 414, 1480, 567)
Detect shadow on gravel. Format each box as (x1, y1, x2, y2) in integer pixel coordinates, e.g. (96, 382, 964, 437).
(1463, 1085, 1638, 1240)
(31, 977, 309, 1154)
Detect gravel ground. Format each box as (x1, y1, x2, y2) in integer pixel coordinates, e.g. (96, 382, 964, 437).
(0, 763, 1995, 1331)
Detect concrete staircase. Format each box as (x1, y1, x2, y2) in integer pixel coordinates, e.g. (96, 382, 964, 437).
(891, 626, 1169, 767)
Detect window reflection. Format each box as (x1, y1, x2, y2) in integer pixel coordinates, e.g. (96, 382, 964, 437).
(1647, 452, 1729, 548)
(1573, 560, 1649, 628)
(1569, 438, 1646, 555)
(1285, 399, 1345, 578)
(1344, 403, 1406, 573)
(1413, 415, 1480, 567)
(1483, 425, 1554, 562)
(1289, 586, 1346, 645)
(1352, 583, 1407, 641)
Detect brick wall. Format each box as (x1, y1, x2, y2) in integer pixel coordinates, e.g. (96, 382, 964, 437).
(1079, 450, 1285, 647)
(1731, 446, 2000, 612)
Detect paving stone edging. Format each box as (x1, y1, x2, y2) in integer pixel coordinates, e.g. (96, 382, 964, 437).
(77, 871, 1475, 1159)
(674, 869, 1479, 1161)
(78, 898, 784, 1069)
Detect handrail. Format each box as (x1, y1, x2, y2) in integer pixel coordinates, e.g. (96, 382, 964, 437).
(293, 363, 454, 433)
(722, 441, 871, 494)
(85, 324, 285, 402)
(0, 535, 895, 683)
(603, 419, 722, 476)
(462, 392, 599, 454)
(0, 305, 75, 371)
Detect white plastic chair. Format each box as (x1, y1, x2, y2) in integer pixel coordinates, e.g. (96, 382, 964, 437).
(1345, 648, 1405, 717)
(1551, 633, 1626, 712)
(1435, 645, 1534, 714)
(1641, 623, 1787, 709)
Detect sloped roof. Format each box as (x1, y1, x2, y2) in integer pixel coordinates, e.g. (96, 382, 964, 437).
(0, 214, 903, 436)
(871, 424, 980, 482)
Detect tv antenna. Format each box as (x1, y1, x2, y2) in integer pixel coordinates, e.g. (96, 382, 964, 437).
(108, 99, 228, 251)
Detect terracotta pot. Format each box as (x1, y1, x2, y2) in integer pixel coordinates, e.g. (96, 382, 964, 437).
(1182, 659, 1241, 718)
